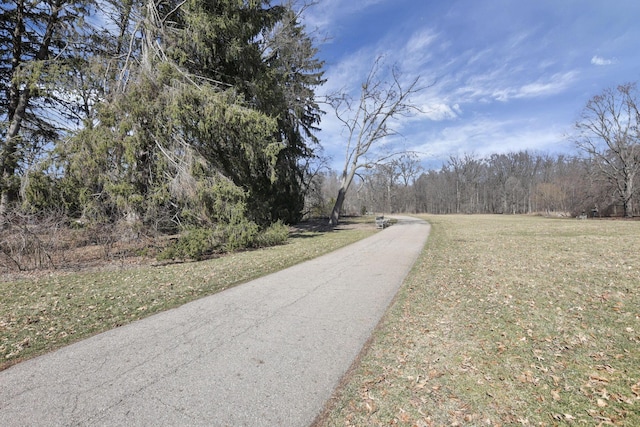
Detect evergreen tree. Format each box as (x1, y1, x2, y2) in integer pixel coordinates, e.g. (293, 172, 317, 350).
(0, 0, 95, 218)
(11, 0, 325, 230)
(166, 0, 325, 224)
(57, 0, 319, 227)
(257, 4, 326, 223)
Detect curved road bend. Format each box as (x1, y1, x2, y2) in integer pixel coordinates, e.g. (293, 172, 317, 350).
(0, 216, 430, 426)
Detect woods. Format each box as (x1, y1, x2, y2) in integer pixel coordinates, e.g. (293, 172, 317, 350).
(307, 149, 639, 218)
(310, 83, 640, 219)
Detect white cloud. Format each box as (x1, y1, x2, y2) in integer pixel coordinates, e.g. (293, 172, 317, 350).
(405, 29, 439, 53)
(416, 101, 460, 121)
(465, 47, 494, 66)
(408, 118, 570, 166)
(514, 71, 578, 99)
(319, 49, 380, 97)
(389, 29, 441, 75)
(454, 69, 578, 104)
(591, 55, 616, 66)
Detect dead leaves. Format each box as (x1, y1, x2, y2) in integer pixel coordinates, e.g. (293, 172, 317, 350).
(589, 373, 611, 384)
(631, 381, 640, 398)
(552, 413, 576, 422)
(517, 370, 538, 385)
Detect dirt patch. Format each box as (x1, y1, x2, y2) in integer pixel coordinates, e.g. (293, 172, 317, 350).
(290, 217, 374, 233)
(1, 241, 158, 283)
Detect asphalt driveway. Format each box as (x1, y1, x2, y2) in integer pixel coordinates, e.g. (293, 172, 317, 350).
(0, 216, 430, 426)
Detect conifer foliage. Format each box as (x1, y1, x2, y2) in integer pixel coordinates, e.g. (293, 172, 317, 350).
(1, 0, 325, 243)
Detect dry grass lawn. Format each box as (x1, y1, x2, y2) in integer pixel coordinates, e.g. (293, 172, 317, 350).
(319, 215, 640, 426)
(3, 214, 639, 425)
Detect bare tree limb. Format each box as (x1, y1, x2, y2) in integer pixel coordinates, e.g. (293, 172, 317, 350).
(326, 56, 428, 225)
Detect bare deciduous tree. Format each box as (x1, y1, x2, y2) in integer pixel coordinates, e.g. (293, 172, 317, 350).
(574, 83, 640, 217)
(390, 153, 422, 213)
(327, 57, 423, 225)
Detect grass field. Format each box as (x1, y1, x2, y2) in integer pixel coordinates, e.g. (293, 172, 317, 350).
(0, 220, 376, 370)
(319, 215, 640, 426)
(3, 215, 639, 425)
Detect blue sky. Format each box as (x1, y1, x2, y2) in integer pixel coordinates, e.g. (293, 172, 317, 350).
(301, 0, 640, 170)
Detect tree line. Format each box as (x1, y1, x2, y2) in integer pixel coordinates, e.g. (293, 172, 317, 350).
(309, 148, 638, 219)
(308, 82, 640, 220)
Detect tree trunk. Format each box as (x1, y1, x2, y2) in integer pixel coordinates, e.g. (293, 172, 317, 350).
(623, 173, 634, 217)
(0, 183, 9, 223)
(1, 89, 30, 218)
(329, 187, 346, 226)
(623, 200, 632, 218)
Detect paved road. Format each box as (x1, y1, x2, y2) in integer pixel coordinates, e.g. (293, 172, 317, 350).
(0, 216, 430, 426)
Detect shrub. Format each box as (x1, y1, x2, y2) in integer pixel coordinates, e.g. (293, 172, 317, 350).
(157, 218, 290, 261)
(158, 227, 217, 261)
(255, 220, 289, 247)
(218, 220, 259, 252)
(0, 209, 64, 272)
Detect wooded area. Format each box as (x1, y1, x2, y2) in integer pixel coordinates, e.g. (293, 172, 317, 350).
(307, 149, 639, 219)
(308, 83, 640, 220)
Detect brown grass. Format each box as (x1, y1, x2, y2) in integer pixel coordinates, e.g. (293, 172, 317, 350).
(320, 215, 640, 426)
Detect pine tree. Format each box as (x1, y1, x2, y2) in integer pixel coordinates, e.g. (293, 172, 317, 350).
(0, 0, 95, 218)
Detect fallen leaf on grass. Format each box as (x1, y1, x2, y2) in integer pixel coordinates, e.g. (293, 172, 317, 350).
(365, 401, 376, 413)
(631, 381, 640, 398)
(552, 413, 570, 421)
(589, 374, 609, 384)
(397, 411, 411, 423)
(518, 370, 537, 384)
(428, 369, 441, 379)
(595, 364, 616, 373)
(587, 409, 613, 424)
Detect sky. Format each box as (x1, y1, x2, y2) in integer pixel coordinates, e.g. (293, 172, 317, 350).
(300, 0, 640, 171)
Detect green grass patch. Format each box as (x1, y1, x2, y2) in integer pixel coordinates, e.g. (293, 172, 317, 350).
(321, 215, 640, 426)
(1, 220, 376, 370)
